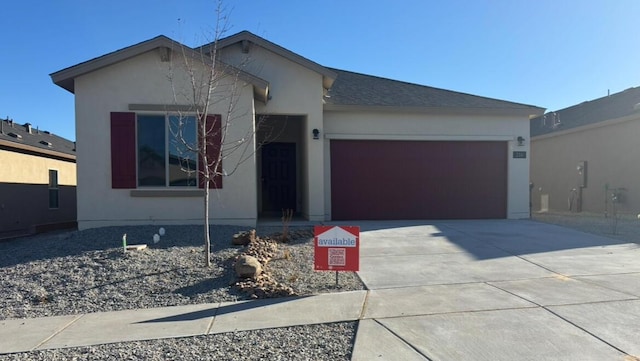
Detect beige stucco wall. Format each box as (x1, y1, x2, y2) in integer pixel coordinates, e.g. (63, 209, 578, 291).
(221, 44, 326, 221)
(531, 116, 640, 215)
(0, 150, 76, 185)
(74, 50, 258, 230)
(323, 110, 532, 220)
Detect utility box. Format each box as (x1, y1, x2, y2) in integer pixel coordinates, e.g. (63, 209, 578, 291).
(577, 161, 587, 188)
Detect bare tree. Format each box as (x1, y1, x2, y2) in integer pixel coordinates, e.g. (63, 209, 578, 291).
(166, 3, 272, 267)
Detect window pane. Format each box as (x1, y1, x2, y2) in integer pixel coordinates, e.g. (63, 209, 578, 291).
(49, 169, 58, 188)
(169, 115, 197, 187)
(137, 115, 166, 186)
(49, 189, 59, 209)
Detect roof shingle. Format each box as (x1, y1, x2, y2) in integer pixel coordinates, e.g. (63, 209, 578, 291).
(0, 119, 75, 157)
(325, 68, 543, 112)
(531, 87, 640, 137)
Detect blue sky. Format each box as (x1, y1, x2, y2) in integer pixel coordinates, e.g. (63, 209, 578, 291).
(1, 0, 639, 141)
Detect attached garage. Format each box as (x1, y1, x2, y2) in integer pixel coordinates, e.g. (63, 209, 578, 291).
(330, 140, 508, 220)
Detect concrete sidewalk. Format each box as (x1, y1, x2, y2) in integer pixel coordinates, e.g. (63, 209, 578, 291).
(2, 220, 640, 360)
(0, 291, 367, 354)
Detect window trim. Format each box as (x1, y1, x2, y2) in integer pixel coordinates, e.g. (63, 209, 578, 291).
(130, 189, 204, 197)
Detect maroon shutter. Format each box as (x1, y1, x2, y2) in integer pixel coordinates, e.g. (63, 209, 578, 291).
(110, 112, 137, 189)
(199, 114, 223, 189)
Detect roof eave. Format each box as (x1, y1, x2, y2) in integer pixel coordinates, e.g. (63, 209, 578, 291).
(0, 138, 76, 161)
(532, 111, 640, 140)
(324, 104, 545, 117)
(50, 36, 178, 94)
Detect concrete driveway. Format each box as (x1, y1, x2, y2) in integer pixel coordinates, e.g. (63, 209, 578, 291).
(349, 220, 640, 360)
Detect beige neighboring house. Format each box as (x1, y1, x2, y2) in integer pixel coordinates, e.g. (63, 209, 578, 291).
(530, 86, 640, 216)
(50, 31, 544, 230)
(0, 118, 77, 237)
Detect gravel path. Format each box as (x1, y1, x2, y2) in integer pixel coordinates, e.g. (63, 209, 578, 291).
(0, 225, 364, 360)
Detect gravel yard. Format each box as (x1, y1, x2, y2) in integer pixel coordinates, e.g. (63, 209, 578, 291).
(532, 211, 640, 244)
(0, 225, 364, 320)
(0, 322, 357, 361)
(0, 225, 363, 360)
(3, 213, 638, 360)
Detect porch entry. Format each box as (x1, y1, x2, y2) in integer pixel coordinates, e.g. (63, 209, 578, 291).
(261, 142, 296, 215)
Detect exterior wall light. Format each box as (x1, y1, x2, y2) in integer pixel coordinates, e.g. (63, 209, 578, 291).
(516, 136, 525, 146)
(312, 128, 320, 139)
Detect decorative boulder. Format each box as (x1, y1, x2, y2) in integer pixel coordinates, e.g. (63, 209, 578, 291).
(232, 230, 256, 246)
(235, 255, 262, 279)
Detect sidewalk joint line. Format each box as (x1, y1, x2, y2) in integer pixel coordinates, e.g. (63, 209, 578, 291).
(32, 314, 85, 351)
(373, 319, 434, 360)
(205, 302, 223, 335)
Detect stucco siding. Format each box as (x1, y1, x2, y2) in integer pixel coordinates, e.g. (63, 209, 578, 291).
(323, 111, 531, 220)
(0, 149, 76, 185)
(0, 149, 76, 235)
(74, 50, 258, 229)
(221, 43, 326, 220)
(531, 117, 640, 215)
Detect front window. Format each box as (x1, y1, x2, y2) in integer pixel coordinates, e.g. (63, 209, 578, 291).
(137, 114, 198, 187)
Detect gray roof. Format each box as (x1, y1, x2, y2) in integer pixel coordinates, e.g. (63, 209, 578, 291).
(531, 86, 640, 137)
(51, 30, 544, 117)
(325, 68, 544, 115)
(0, 119, 75, 158)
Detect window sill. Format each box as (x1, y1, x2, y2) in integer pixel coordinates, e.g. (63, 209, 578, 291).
(130, 189, 204, 198)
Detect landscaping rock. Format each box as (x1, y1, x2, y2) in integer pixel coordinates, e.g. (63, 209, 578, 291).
(234, 273, 296, 299)
(244, 237, 278, 265)
(235, 255, 262, 279)
(232, 230, 255, 246)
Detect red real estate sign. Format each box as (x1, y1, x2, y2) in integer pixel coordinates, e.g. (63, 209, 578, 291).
(314, 225, 360, 272)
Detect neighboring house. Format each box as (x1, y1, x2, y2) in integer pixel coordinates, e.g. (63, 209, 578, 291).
(0, 118, 77, 237)
(530, 87, 640, 216)
(50, 31, 543, 230)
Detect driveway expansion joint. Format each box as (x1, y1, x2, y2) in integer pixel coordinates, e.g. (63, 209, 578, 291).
(358, 290, 371, 320)
(541, 306, 636, 358)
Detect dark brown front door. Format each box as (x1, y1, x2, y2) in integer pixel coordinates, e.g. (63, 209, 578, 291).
(262, 143, 296, 213)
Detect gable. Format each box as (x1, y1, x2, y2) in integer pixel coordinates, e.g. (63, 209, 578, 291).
(51, 36, 269, 103)
(207, 31, 337, 90)
(218, 40, 328, 115)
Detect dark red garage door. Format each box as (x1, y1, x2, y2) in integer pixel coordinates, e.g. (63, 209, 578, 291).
(330, 140, 507, 220)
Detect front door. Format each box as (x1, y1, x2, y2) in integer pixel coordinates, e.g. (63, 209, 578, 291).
(261, 142, 296, 214)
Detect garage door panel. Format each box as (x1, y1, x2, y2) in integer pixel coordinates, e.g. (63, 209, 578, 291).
(330, 140, 507, 220)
